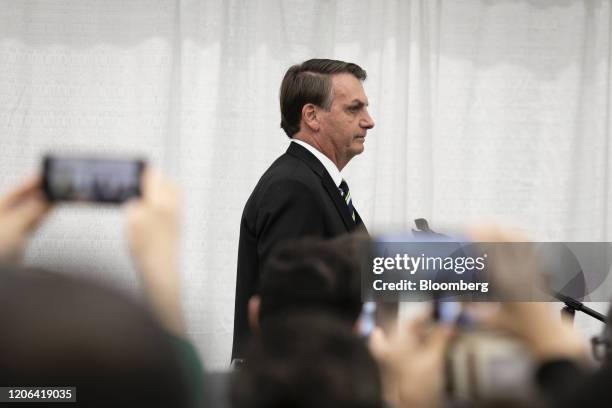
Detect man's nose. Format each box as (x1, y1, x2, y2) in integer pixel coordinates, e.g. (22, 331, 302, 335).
(361, 109, 375, 129)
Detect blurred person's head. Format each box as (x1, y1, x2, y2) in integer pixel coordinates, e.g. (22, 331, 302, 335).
(248, 234, 366, 331)
(469, 397, 546, 408)
(231, 313, 384, 408)
(0, 264, 191, 407)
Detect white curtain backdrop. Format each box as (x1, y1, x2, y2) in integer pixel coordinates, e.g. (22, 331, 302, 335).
(1, 0, 611, 369)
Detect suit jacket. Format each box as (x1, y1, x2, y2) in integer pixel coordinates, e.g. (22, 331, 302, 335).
(232, 142, 366, 360)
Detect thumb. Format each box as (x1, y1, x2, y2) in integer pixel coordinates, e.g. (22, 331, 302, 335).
(368, 327, 391, 361)
(12, 194, 50, 232)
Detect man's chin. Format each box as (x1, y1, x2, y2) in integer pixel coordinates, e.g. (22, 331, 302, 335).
(351, 142, 365, 155)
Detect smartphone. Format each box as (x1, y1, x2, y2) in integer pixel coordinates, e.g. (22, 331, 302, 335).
(433, 298, 475, 327)
(357, 301, 377, 338)
(42, 155, 145, 203)
(434, 300, 462, 323)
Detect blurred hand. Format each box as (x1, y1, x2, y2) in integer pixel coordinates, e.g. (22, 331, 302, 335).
(480, 301, 589, 362)
(468, 225, 589, 362)
(0, 176, 50, 262)
(369, 311, 453, 408)
(126, 168, 185, 336)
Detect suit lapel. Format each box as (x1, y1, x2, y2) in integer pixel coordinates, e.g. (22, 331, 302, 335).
(353, 208, 368, 234)
(287, 143, 356, 232)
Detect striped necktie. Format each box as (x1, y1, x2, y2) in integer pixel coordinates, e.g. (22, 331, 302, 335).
(338, 180, 356, 222)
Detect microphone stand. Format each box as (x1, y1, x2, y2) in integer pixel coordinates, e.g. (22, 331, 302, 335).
(553, 292, 607, 323)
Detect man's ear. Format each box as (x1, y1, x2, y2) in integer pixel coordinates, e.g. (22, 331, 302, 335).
(248, 295, 261, 332)
(301, 103, 320, 132)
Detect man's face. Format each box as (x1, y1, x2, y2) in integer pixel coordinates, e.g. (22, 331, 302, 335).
(317, 73, 375, 169)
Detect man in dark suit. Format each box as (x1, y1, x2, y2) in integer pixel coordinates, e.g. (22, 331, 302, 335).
(232, 59, 375, 361)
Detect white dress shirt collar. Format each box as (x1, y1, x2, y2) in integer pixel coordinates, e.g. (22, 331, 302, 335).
(291, 139, 343, 187)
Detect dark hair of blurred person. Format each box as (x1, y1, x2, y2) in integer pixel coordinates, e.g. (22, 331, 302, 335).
(0, 264, 192, 408)
(248, 234, 366, 331)
(469, 398, 546, 408)
(230, 313, 384, 408)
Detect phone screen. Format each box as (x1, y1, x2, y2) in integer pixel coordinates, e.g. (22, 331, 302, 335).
(43, 156, 144, 203)
(357, 301, 377, 338)
(434, 300, 462, 324)
(434, 299, 476, 327)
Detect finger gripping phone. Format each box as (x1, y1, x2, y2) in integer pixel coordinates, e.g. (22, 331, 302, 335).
(42, 155, 145, 203)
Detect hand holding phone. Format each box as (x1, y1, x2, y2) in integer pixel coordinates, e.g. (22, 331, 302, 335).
(0, 176, 50, 261)
(125, 168, 185, 336)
